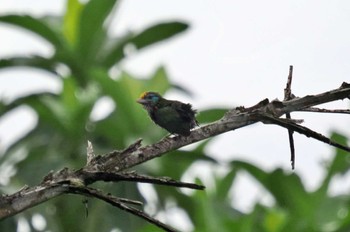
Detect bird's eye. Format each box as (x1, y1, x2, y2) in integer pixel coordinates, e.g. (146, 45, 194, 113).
(149, 95, 159, 102)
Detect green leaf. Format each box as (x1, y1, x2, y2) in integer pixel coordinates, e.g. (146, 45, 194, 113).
(61, 77, 79, 111)
(0, 56, 58, 74)
(54, 77, 99, 139)
(325, 132, 350, 178)
(152, 150, 216, 180)
(197, 108, 227, 124)
(316, 132, 350, 198)
(15, 140, 66, 185)
(231, 160, 269, 184)
(313, 195, 350, 231)
(102, 21, 189, 67)
(193, 189, 221, 232)
(32, 97, 68, 133)
(0, 15, 64, 49)
(138, 224, 164, 232)
(130, 21, 188, 48)
(77, 0, 118, 62)
(0, 92, 57, 117)
(145, 66, 171, 94)
(92, 66, 171, 141)
(170, 83, 194, 96)
(216, 168, 237, 200)
(263, 208, 288, 232)
(0, 217, 16, 232)
(232, 161, 312, 218)
(191, 183, 242, 232)
(63, 0, 83, 45)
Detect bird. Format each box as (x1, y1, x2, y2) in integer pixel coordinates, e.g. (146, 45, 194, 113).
(137, 91, 198, 136)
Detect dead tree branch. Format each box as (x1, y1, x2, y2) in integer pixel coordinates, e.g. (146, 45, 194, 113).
(300, 107, 350, 114)
(68, 186, 179, 232)
(115, 82, 350, 170)
(1, 67, 350, 231)
(284, 65, 296, 169)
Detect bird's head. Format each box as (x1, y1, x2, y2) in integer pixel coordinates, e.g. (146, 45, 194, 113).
(137, 92, 162, 107)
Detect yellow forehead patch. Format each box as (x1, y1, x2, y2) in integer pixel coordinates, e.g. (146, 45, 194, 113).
(139, 91, 149, 99)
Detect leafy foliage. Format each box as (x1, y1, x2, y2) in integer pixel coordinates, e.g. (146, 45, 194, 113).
(0, 0, 194, 231)
(1, 0, 350, 232)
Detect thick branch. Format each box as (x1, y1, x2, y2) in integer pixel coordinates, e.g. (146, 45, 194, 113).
(0, 184, 68, 219)
(114, 82, 350, 170)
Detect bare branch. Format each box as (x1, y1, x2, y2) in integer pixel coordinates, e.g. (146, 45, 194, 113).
(81, 171, 205, 190)
(68, 186, 178, 232)
(260, 115, 350, 152)
(284, 65, 296, 169)
(300, 107, 350, 114)
(0, 184, 68, 219)
(284, 65, 294, 99)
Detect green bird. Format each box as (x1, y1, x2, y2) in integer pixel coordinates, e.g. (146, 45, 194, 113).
(137, 92, 198, 136)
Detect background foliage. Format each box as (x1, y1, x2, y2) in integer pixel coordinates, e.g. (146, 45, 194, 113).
(0, 0, 349, 231)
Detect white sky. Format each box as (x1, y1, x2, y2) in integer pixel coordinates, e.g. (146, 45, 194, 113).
(1, 0, 350, 213)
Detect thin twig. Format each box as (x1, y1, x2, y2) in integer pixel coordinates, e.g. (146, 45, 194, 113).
(261, 115, 350, 152)
(81, 171, 205, 190)
(284, 65, 296, 169)
(69, 186, 178, 232)
(284, 65, 293, 99)
(300, 107, 350, 114)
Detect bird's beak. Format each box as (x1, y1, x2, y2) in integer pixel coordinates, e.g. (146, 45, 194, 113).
(136, 98, 147, 104)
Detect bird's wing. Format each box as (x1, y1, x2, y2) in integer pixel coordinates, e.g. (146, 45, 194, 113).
(173, 102, 197, 124)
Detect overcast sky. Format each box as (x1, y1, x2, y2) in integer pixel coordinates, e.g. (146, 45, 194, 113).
(1, 0, 350, 212)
